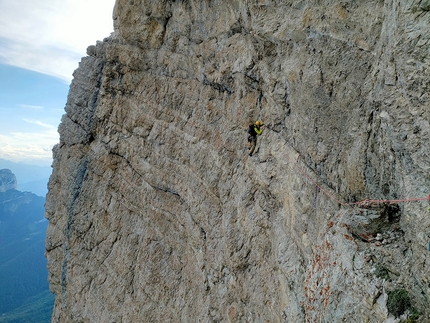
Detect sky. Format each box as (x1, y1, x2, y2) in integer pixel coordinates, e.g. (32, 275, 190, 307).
(0, 0, 116, 166)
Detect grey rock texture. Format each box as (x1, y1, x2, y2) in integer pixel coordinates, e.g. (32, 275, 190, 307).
(46, 0, 430, 322)
(0, 169, 17, 192)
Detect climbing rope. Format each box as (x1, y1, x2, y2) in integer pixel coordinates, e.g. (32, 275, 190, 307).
(287, 150, 429, 208)
(348, 196, 430, 208)
(256, 90, 263, 120)
(282, 149, 347, 206)
(254, 91, 429, 208)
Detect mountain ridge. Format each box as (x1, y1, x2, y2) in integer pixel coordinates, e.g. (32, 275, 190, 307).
(0, 159, 51, 196)
(0, 172, 52, 318)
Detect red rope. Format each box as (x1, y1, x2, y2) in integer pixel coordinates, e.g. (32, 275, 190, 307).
(349, 197, 429, 207)
(283, 151, 429, 208)
(283, 152, 348, 206)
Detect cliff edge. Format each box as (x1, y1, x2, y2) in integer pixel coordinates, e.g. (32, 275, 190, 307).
(46, 1, 430, 322)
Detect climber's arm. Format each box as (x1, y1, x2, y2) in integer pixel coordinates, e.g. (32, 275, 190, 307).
(254, 126, 264, 135)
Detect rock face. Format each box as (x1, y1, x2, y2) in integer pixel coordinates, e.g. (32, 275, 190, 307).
(0, 169, 17, 192)
(45, 1, 430, 322)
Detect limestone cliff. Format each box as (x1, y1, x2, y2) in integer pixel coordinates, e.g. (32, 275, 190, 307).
(45, 1, 430, 322)
(0, 169, 17, 192)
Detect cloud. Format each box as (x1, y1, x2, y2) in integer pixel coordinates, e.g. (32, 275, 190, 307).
(23, 119, 56, 129)
(0, 40, 82, 82)
(20, 104, 44, 110)
(0, 0, 115, 82)
(0, 129, 59, 166)
(0, 118, 59, 165)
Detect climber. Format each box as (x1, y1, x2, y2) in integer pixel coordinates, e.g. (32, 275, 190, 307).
(247, 120, 264, 156)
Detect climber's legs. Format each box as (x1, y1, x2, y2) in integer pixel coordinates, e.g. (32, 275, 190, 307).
(248, 136, 257, 156)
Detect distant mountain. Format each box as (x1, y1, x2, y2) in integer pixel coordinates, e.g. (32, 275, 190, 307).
(0, 290, 54, 323)
(0, 169, 17, 192)
(0, 169, 52, 319)
(19, 178, 50, 198)
(0, 159, 51, 196)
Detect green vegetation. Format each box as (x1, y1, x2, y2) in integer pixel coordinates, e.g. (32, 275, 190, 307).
(399, 309, 421, 323)
(374, 263, 390, 280)
(387, 288, 420, 321)
(0, 290, 54, 323)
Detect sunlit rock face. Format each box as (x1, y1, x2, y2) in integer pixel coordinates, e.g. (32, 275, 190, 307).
(0, 169, 17, 192)
(45, 1, 430, 322)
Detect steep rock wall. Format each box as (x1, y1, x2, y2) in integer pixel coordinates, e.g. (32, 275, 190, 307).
(45, 0, 430, 322)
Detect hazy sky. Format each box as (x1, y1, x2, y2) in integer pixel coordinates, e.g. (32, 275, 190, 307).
(0, 0, 116, 166)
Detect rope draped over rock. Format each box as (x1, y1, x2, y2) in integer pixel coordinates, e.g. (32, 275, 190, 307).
(282, 147, 429, 209)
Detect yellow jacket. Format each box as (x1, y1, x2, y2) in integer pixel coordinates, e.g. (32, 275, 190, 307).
(254, 125, 264, 135)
